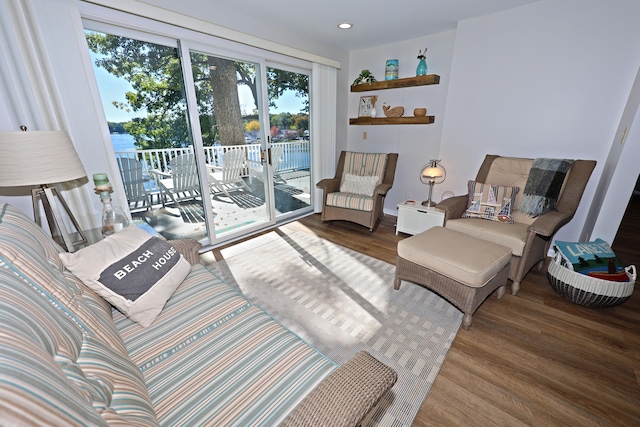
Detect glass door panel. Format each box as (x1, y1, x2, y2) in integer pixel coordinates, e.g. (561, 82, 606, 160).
(266, 66, 312, 219)
(187, 51, 273, 238)
(85, 29, 209, 242)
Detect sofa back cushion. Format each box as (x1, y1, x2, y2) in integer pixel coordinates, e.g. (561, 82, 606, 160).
(0, 204, 158, 425)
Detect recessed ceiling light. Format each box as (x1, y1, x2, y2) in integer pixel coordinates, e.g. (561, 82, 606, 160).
(337, 22, 352, 30)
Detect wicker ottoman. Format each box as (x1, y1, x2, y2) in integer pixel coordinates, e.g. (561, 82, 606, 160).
(395, 226, 511, 329)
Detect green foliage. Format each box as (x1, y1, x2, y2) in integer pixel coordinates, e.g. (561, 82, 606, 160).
(352, 69, 377, 86)
(86, 31, 310, 148)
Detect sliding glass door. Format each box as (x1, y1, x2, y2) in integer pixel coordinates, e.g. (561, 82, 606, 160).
(266, 65, 312, 220)
(182, 46, 274, 237)
(85, 23, 313, 245)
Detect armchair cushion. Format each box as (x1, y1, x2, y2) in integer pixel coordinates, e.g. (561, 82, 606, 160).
(326, 192, 374, 212)
(340, 173, 379, 196)
(342, 152, 388, 182)
(446, 219, 530, 256)
(462, 181, 519, 223)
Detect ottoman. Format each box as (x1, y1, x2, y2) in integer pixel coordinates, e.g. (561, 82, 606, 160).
(395, 226, 511, 329)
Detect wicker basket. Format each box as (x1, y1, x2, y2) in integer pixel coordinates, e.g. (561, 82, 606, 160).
(547, 253, 636, 308)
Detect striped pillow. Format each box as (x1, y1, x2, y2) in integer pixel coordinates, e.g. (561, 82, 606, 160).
(340, 173, 379, 196)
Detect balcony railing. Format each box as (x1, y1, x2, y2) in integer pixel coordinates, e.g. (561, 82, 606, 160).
(114, 141, 310, 189)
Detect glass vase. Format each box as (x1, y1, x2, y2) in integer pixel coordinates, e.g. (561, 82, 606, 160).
(416, 58, 428, 76)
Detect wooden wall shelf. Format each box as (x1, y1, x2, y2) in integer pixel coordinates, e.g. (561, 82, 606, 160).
(349, 116, 435, 125)
(350, 74, 440, 92)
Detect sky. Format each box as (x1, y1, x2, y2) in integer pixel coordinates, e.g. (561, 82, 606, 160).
(90, 51, 306, 124)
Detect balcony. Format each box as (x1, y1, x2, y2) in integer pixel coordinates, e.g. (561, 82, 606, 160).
(114, 141, 311, 241)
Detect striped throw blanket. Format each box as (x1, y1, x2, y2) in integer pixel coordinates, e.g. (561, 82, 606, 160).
(519, 158, 574, 217)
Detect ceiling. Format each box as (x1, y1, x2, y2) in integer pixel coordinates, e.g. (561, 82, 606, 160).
(201, 0, 542, 50)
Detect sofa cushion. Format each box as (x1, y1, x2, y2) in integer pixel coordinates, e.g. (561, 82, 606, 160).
(462, 181, 519, 223)
(326, 192, 374, 211)
(59, 226, 191, 327)
(0, 264, 158, 426)
(445, 218, 530, 256)
(114, 264, 337, 427)
(340, 173, 379, 196)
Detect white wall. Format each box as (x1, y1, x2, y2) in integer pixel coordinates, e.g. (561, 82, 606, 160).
(435, 0, 640, 243)
(347, 30, 456, 212)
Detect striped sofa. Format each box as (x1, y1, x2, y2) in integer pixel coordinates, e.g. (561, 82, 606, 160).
(0, 204, 396, 426)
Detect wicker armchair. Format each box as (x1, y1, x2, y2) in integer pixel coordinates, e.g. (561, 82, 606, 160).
(317, 151, 398, 231)
(436, 155, 596, 295)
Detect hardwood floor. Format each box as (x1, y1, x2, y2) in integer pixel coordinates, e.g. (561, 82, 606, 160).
(271, 213, 640, 426)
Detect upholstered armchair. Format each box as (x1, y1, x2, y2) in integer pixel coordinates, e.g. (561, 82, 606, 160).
(317, 151, 398, 231)
(436, 155, 596, 295)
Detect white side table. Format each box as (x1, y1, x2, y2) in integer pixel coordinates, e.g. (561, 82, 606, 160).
(396, 201, 445, 235)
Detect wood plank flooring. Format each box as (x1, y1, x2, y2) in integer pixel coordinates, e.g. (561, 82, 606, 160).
(280, 212, 640, 426)
(210, 205, 639, 426)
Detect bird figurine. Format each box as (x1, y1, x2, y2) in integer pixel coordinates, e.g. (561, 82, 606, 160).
(382, 104, 404, 118)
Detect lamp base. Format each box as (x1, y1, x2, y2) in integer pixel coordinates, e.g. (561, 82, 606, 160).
(32, 185, 86, 252)
(422, 200, 437, 207)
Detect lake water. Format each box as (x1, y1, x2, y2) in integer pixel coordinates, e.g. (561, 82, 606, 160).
(111, 133, 136, 152)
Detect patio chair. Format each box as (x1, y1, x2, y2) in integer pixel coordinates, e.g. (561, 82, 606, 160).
(317, 151, 398, 232)
(150, 153, 201, 208)
(208, 148, 252, 197)
(117, 157, 154, 212)
(248, 145, 286, 185)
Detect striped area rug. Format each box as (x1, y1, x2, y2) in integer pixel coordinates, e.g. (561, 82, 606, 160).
(209, 230, 462, 426)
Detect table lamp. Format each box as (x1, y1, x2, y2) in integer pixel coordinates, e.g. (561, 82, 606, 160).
(420, 159, 446, 207)
(0, 130, 88, 251)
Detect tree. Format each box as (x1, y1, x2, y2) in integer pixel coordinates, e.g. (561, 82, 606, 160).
(245, 120, 260, 132)
(87, 31, 309, 148)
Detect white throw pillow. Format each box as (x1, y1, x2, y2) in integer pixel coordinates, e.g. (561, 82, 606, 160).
(340, 173, 379, 196)
(59, 226, 191, 327)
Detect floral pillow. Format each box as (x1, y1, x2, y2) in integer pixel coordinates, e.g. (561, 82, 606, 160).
(462, 181, 519, 223)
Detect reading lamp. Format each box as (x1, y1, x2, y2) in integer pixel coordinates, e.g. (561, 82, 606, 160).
(0, 130, 88, 251)
(419, 159, 446, 207)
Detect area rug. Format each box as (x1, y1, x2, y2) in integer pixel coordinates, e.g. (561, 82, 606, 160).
(209, 230, 463, 426)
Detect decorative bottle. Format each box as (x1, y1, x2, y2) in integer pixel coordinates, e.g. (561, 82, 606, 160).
(416, 48, 428, 76)
(93, 173, 128, 236)
(100, 193, 128, 236)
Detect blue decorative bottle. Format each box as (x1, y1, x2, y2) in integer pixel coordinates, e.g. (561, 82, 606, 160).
(416, 48, 428, 76)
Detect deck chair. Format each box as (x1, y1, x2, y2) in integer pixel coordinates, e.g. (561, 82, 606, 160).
(208, 148, 252, 197)
(117, 157, 153, 212)
(150, 153, 201, 207)
(248, 145, 286, 184)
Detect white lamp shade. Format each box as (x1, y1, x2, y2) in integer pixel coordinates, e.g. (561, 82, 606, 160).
(0, 131, 86, 186)
(421, 166, 443, 179)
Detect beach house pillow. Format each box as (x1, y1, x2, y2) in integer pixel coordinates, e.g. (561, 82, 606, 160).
(59, 226, 191, 327)
(462, 181, 519, 223)
(554, 238, 625, 276)
(340, 173, 379, 196)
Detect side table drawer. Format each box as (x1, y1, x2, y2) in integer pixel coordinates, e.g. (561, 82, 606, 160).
(396, 203, 444, 235)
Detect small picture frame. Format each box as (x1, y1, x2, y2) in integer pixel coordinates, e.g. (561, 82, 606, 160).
(358, 96, 374, 117)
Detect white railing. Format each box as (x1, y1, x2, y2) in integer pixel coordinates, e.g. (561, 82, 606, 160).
(114, 141, 310, 175)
